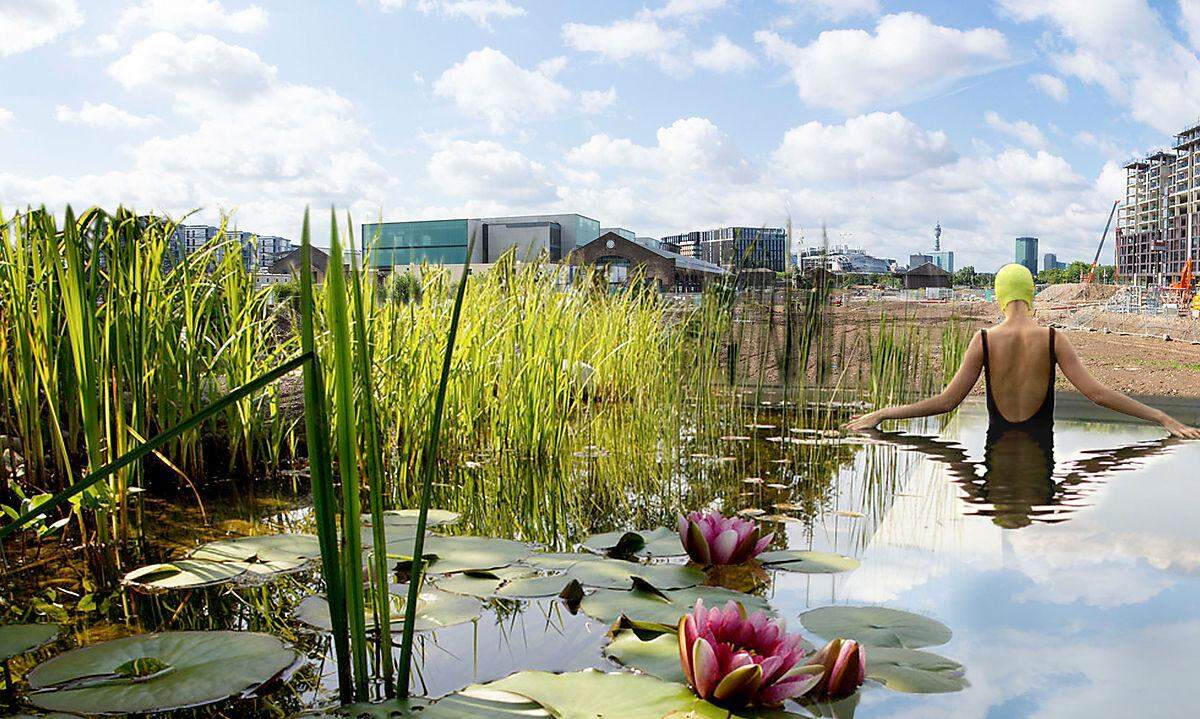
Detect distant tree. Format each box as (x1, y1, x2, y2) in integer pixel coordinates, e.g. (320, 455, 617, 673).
(952, 265, 977, 287)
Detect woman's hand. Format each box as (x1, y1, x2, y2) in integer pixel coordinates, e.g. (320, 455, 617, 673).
(1161, 416, 1200, 439)
(844, 410, 885, 432)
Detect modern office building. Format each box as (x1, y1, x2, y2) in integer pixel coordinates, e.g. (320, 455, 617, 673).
(908, 253, 933, 270)
(1015, 236, 1039, 274)
(600, 227, 636, 241)
(931, 250, 955, 274)
(1116, 124, 1200, 284)
(1043, 253, 1067, 271)
(169, 224, 293, 271)
(799, 245, 894, 274)
(361, 214, 600, 268)
(660, 226, 787, 272)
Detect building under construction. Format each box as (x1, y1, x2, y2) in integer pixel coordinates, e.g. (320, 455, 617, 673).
(1117, 124, 1200, 284)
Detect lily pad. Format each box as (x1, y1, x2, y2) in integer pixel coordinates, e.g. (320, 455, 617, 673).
(603, 629, 686, 684)
(0, 624, 60, 661)
(486, 669, 731, 719)
(385, 536, 532, 575)
(189, 533, 320, 563)
(522, 552, 602, 571)
(494, 574, 574, 599)
(865, 647, 966, 694)
(800, 606, 951, 649)
(757, 550, 860, 574)
(294, 588, 481, 633)
(567, 558, 703, 590)
(580, 528, 685, 558)
(581, 584, 771, 627)
(362, 509, 460, 528)
(26, 631, 296, 715)
(122, 560, 246, 591)
(433, 568, 537, 598)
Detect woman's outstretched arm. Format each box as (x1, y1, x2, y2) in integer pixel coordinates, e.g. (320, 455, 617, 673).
(844, 332, 985, 431)
(1055, 332, 1200, 438)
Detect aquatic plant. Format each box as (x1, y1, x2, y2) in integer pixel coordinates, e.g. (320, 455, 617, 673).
(677, 510, 773, 566)
(676, 599, 823, 708)
(809, 638, 866, 700)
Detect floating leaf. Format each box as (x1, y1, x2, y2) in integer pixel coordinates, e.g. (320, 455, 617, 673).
(580, 528, 685, 558)
(522, 553, 600, 571)
(362, 509, 460, 528)
(0, 624, 59, 661)
(433, 568, 536, 598)
(26, 631, 296, 714)
(757, 550, 860, 574)
(486, 669, 730, 719)
(566, 558, 703, 590)
(581, 584, 771, 627)
(386, 536, 532, 575)
(800, 606, 951, 649)
(294, 588, 481, 633)
(494, 574, 573, 599)
(189, 533, 319, 561)
(864, 647, 966, 694)
(122, 560, 246, 592)
(603, 630, 686, 684)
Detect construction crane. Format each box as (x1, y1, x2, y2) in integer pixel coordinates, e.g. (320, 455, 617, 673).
(1085, 199, 1120, 284)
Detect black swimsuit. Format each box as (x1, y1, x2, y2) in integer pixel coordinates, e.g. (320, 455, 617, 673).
(980, 327, 1056, 432)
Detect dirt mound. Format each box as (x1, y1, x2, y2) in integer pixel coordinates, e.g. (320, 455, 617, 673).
(1035, 283, 1121, 305)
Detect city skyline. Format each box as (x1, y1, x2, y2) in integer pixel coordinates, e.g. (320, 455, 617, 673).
(2, 0, 1195, 269)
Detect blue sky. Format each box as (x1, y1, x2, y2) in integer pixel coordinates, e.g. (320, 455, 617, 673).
(2, 0, 1198, 270)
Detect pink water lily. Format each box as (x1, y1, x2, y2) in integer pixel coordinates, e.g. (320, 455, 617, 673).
(678, 511, 773, 565)
(810, 638, 866, 700)
(677, 599, 824, 708)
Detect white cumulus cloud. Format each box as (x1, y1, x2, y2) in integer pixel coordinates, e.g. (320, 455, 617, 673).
(54, 102, 158, 130)
(756, 12, 1010, 114)
(1000, 0, 1200, 133)
(773, 112, 958, 182)
(433, 47, 578, 133)
(1029, 73, 1069, 102)
(0, 0, 83, 57)
(693, 35, 757, 73)
(0, 107, 14, 129)
(375, 0, 525, 29)
(428, 139, 555, 204)
(117, 0, 268, 34)
(983, 110, 1050, 150)
(562, 15, 687, 75)
(107, 33, 277, 109)
(580, 87, 618, 114)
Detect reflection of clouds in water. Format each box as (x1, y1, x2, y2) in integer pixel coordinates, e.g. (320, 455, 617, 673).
(820, 413, 1200, 717)
(856, 620, 1200, 719)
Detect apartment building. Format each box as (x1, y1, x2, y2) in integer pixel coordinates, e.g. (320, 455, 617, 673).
(659, 226, 787, 272)
(1116, 123, 1200, 284)
(169, 224, 293, 271)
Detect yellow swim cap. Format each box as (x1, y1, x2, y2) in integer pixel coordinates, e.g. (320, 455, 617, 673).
(995, 263, 1035, 311)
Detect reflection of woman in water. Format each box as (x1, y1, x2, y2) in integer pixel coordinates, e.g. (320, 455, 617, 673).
(845, 263, 1200, 439)
(877, 428, 1178, 528)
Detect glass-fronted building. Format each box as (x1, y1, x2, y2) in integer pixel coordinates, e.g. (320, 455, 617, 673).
(362, 219, 474, 266)
(362, 214, 600, 268)
(660, 226, 787, 272)
(1015, 236, 1039, 274)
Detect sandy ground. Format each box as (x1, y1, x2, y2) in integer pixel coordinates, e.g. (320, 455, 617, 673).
(828, 284, 1200, 398)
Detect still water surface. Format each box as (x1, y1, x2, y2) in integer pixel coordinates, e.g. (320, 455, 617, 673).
(404, 401, 1197, 718)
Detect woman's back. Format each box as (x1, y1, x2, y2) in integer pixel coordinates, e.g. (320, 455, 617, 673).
(980, 323, 1055, 426)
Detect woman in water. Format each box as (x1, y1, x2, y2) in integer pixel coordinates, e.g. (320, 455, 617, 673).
(845, 263, 1200, 439)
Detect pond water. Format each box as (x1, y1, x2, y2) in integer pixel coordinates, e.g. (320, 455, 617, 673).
(388, 400, 1198, 718)
(7, 398, 1196, 718)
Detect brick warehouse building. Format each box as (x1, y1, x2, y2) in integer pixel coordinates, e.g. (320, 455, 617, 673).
(571, 232, 728, 292)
